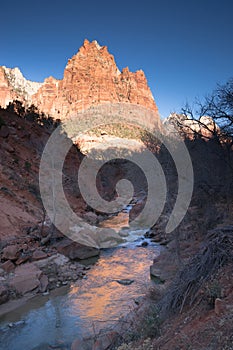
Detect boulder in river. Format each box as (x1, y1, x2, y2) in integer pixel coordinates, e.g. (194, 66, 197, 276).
(0, 285, 9, 304)
(54, 238, 100, 260)
(150, 265, 166, 283)
(115, 279, 134, 286)
(9, 263, 42, 295)
(39, 274, 49, 292)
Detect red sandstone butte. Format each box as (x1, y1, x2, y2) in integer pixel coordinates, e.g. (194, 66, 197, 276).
(0, 39, 159, 121)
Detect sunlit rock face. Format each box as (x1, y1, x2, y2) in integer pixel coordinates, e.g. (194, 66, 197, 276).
(163, 113, 220, 139)
(0, 67, 13, 107)
(0, 66, 42, 108)
(0, 39, 159, 121)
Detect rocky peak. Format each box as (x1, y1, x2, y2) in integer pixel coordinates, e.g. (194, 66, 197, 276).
(65, 39, 121, 77)
(80, 38, 103, 52)
(0, 39, 159, 122)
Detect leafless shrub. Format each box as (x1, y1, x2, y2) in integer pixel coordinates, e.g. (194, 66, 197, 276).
(158, 226, 233, 318)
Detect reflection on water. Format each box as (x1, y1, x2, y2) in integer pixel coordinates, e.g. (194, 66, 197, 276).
(99, 212, 130, 230)
(69, 245, 158, 325)
(0, 243, 160, 350)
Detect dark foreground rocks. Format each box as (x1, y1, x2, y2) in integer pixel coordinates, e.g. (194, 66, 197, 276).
(54, 238, 100, 260)
(71, 331, 119, 350)
(9, 263, 42, 295)
(0, 286, 9, 304)
(0, 238, 99, 305)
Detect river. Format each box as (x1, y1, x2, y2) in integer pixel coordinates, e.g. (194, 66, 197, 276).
(0, 238, 160, 350)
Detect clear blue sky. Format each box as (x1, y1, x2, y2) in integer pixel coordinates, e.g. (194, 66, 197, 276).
(1, 0, 232, 118)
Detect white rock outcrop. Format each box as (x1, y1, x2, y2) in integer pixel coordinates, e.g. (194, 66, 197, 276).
(2, 66, 42, 99)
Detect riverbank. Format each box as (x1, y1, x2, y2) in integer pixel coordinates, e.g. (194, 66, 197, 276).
(1, 200, 232, 350)
(0, 235, 101, 308)
(113, 220, 233, 350)
(0, 240, 161, 350)
(0, 191, 149, 310)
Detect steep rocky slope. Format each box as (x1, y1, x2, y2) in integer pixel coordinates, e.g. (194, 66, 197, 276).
(0, 108, 86, 240)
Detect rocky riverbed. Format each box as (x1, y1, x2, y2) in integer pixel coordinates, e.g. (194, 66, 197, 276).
(0, 235, 101, 307)
(0, 239, 161, 350)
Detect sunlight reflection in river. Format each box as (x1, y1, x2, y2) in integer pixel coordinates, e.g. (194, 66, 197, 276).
(68, 245, 159, 328)
(0, 243, 160, 350)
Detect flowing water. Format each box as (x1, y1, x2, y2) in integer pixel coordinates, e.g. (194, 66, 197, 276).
(0, 213, 160, 350)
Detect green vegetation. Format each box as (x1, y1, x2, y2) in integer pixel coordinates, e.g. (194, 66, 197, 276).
(120, 305, 161, 347)
(0, 115, 6, 128)
(12, 157, 19, 165)
(28, 183, 41, 201)
(6, 100, 61, 129)
(138, 306, 161, 339)
(89, 123, 141, 139)
(205, 279, 222, 307)
(87, 122, 160, 151)
(24, 161, 31, 171)
(117, 338, 153, 350)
